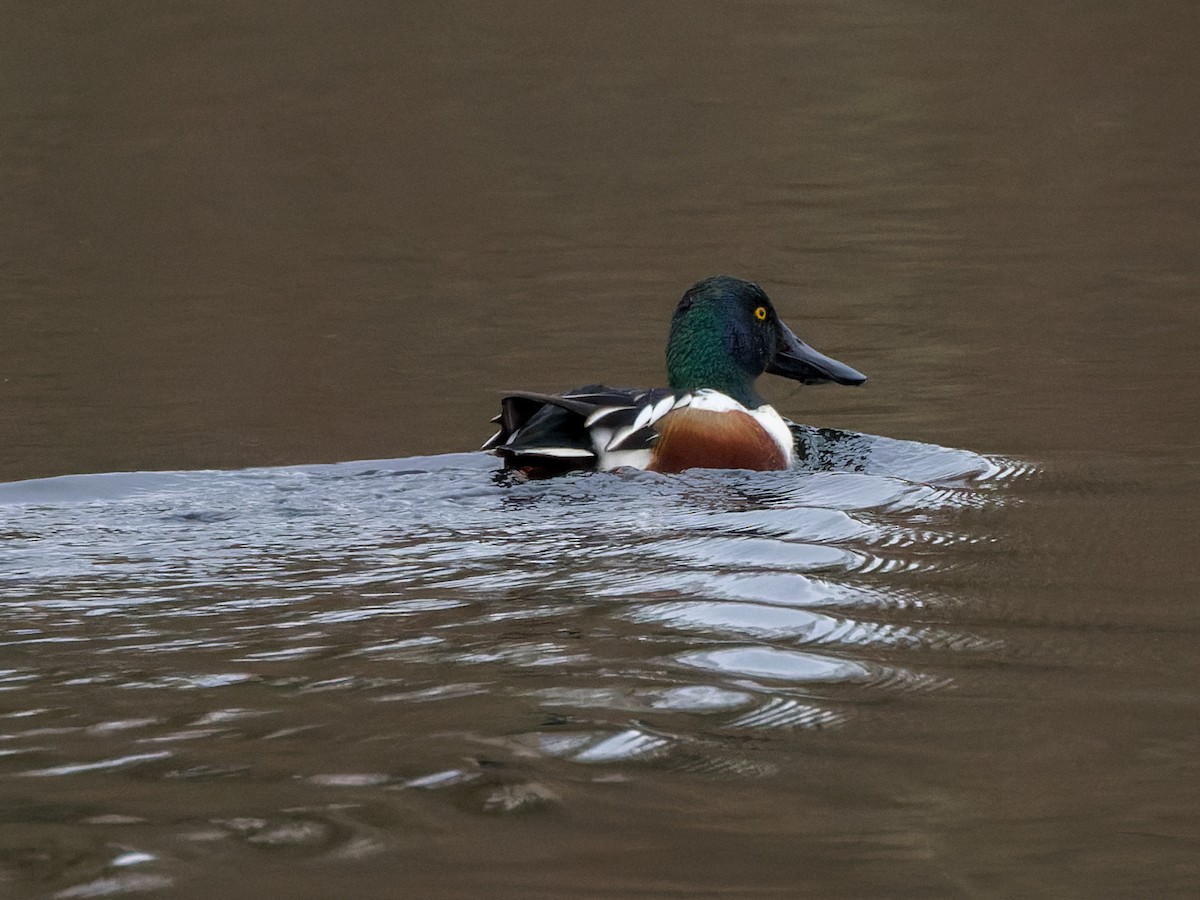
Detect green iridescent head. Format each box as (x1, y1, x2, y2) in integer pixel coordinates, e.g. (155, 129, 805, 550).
(665, 276, 866, 409)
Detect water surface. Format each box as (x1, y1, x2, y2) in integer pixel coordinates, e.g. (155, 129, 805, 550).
(1, 435, 1039, 898)
(2, 1, 1198, 897)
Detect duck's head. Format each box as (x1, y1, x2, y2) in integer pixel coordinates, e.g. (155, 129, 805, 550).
(665, 276, 867, 408)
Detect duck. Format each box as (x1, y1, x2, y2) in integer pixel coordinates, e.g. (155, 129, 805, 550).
(482, 276, 866, 477)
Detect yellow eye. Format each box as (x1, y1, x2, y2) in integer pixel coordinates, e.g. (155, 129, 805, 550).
(754, 306, 767, 321)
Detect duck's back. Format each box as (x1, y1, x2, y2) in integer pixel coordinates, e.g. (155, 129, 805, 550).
(483, 385, 678, 477)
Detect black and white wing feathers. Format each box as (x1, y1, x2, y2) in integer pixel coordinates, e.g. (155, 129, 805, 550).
(483, 384, 690, 471)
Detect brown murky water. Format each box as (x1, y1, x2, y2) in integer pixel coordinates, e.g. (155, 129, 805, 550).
(2, 2, 1198, 898)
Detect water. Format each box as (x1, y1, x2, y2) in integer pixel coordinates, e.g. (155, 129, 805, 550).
(0, 437, 1032, 897)
(3, 2, 1199, 897)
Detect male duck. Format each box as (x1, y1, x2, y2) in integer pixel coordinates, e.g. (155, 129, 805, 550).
(483, 276, 866, 477)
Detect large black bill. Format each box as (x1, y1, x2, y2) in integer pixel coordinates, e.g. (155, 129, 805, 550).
(766, 321, 867, 386)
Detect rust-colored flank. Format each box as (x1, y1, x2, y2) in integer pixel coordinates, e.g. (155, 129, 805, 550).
(649, 408, 787, 474)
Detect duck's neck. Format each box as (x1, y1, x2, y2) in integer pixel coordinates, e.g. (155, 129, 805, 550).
(666, 347, 763, 409)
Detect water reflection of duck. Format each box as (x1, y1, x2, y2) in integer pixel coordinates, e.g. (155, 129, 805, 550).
(484, 276, 867, 478)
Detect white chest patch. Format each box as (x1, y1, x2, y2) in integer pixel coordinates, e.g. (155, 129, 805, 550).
(686, 390, 746, 414)
(746, 404, 795, 467)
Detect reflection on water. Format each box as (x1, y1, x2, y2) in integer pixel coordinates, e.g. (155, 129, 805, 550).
(0, 434, 1022, 895)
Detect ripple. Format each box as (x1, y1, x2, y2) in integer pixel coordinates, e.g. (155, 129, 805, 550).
(530, 684, 756, 714)
(308, 773, 394, 787)
(675, 646, 871, 683)
(0, 439, 1025, 801)
(403, 768, 478, 790)
(725, 698, 848, 730)
(20, 751, 173, 777)
(628, 601, 843, 640)
(54, 873, 174, 898)
(119, 673, 255, 690)
(641, 685, 757, 711)
(632, 535, 854, 572)
(518, 728, 672, 764)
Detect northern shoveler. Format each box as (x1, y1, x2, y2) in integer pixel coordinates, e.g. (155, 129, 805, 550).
(483, 276, 866, 477)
